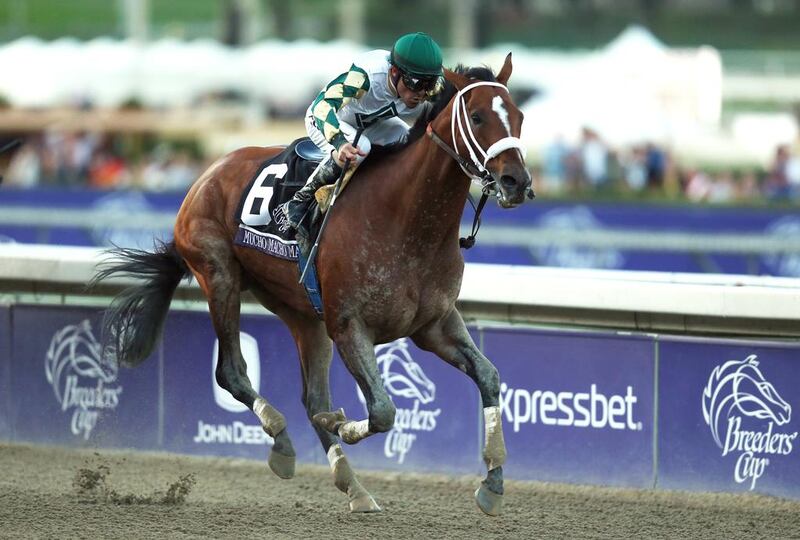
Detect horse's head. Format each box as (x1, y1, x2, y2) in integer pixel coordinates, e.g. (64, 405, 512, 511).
(442, 54, 532, 208)
(732, 355, 791, 425)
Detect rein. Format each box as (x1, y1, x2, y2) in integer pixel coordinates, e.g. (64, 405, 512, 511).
(426, 80, 527, 249)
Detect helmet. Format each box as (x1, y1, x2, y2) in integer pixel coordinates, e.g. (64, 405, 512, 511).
(390, 32, 443, 78)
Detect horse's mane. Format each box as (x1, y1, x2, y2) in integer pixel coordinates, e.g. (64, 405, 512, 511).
(368, 65, 498, 160)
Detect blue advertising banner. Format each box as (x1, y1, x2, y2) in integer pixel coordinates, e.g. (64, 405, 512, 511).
(657, 336, 800, 499)
(9, 305, 160, 450)
(482, 327, 655, 487)
(160, 311, 324, 464)
(328, 336, 482, 475)
(0, 306, 10, 440)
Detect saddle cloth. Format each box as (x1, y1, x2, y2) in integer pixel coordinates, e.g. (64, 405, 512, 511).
(234, 138, 323, 261)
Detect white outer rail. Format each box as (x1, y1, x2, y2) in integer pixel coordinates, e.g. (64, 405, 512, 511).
(1, 244, 799, 337)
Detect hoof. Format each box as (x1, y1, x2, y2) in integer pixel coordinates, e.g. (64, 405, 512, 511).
(347, 478, 381, 512)
(474, 483, 503, 516)
(349, 493, 382, 513)
(268, 449, 296, 480)
(312, 408, 346, 434)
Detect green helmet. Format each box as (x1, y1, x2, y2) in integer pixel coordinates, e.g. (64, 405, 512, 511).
(390, 32, 443, 78)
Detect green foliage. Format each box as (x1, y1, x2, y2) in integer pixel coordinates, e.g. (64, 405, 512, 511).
(1, 1, 799, 50)
(0, 0, 219, 40)
(0, 0, 117, 40)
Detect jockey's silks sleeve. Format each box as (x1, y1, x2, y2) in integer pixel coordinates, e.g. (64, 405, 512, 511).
(311, 64, 370, 151)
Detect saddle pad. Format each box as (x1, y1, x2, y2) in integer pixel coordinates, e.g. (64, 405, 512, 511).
(234, 138, 319, 261)
(233, 138, 326, 318)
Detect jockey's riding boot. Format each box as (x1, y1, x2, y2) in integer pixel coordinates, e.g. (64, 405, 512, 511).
(282, 157, 343, 235)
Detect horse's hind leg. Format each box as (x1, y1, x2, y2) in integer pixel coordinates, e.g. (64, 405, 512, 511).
(282, 314, 380, 512)
(178, 237, 295, 479)
(411, 309, 506, 517)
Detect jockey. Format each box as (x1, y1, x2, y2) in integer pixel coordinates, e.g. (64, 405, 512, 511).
(281, 32, 444, 242)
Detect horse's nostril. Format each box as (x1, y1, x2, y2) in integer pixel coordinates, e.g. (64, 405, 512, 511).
(500, 175, 517, 189)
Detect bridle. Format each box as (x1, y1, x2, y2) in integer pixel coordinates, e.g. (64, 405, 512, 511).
(427, 80, 527, 195)
(426, 79, 530, 248)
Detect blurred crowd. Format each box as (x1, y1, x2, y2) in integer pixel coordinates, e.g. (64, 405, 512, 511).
(3, 127, 800, 205)
(538, 127, 800, 204)
(4, 131, 206, 192)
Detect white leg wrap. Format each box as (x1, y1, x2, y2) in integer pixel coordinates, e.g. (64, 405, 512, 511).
(327, 443, 346, 472)
(328, 442, 354, 495)
(253, 397, 286, 437)
(483, 405, 507, 470)
(338, 419, 371, 444)
(253, 397, 268, 418)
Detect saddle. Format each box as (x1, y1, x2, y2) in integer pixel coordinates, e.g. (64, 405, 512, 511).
(234, 137, 326, 261)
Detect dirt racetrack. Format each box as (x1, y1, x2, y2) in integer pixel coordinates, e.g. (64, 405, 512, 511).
(1, 443, 799, 539)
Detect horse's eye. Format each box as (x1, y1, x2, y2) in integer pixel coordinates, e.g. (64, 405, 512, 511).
(470, 112, 482, 125)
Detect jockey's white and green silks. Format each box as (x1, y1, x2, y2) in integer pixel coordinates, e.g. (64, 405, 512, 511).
(309, 50, 433, 154)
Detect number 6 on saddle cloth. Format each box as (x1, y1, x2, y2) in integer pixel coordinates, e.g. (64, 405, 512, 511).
(234, 137, 329, 261)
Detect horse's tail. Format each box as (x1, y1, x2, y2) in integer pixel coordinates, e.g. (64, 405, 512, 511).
(90, 240, 191, 367)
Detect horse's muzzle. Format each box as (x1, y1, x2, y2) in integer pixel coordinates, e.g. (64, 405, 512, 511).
(496, 170, 532, 208)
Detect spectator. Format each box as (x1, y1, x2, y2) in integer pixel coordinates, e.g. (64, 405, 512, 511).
(578, 127, 609, 189)
(89, 151, 130, 189)
(541, 135, 570, 194)
(685, 168, 713, 202)
(162, 151, 199, 191)
(5, 139, 42, 188)
(64, 132, 98, 182)
(734, 170, 761, 202)
(622, 145, 648, 192)
(708, 172, 736, 204)
(764, 145, 793, 201)
(645, 142, 667, 191)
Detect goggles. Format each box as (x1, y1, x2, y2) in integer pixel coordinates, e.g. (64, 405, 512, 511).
(401, 72, 440, 94)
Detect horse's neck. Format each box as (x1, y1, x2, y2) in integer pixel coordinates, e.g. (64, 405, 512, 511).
(388, 135, 471, 247)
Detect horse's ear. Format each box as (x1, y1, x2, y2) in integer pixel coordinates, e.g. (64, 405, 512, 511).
(496, 52, 513, 85)
(444, 68, 470, 91)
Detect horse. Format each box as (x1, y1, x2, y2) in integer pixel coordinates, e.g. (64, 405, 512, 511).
(92, 54, 531, 516)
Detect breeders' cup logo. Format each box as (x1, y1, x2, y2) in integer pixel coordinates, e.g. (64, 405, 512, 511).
(45, 320, 123, 440)
(532, 206, 624, 269)
(702, 355, 797, 490)
(357, 338, 441, 464)
(193, 332, 271, 446)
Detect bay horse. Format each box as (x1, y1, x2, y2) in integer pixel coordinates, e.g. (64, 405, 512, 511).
(93, 54, 531, 515)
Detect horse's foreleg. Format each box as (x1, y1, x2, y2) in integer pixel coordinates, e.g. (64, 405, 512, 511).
(313, 318, 395, 445)
(288, 316, 380, 512)
(183, 245, 295, 479)
(412, 309, 506, 516)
